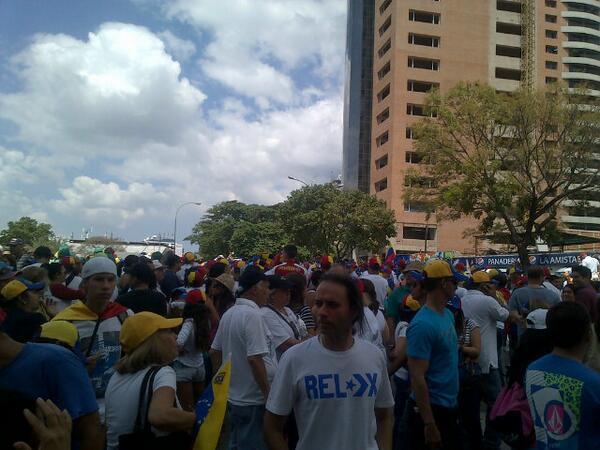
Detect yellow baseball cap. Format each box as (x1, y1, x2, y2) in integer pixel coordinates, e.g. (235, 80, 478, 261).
(472, 271, 491, 283)
(424, 260, 468, 281)
(40, 321, 79, 348)
(1, 279, 45, 301)
(120, 312, 182, 354)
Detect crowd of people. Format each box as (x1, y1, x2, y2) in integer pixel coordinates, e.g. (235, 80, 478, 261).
(0, 238, 599, 450)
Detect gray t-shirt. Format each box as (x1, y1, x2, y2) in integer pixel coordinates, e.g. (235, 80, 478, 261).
(509, 286, 561, 316)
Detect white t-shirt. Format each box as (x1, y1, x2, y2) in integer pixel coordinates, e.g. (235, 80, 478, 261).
(66, 275, 82, 290)
(266, 336, 394, 450)
(461, 290, 509, 374)
(176, 319, 205, 368)
(261, 306, 301, 360)
(211, 298, 277, 406)
(374, 307, 386, 335)
(354, 307, 385, 357)
(394, 321, 409, 380)
(582, 255, 599, 275)
(360, 272, 389, 305)
(105, 366, 181, 450)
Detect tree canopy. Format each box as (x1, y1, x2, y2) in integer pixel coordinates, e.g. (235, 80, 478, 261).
(406, 82, 600, 267)
(189, 185, 397, 259)
(0, 216, 58, 249)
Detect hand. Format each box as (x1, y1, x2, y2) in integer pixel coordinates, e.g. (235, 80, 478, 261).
(13, 398, 72, 450)
(85, 352, 101, 375)
(424, 422, 442, 449)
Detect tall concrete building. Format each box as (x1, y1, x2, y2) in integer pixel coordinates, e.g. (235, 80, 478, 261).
(343, 0, 600, 253)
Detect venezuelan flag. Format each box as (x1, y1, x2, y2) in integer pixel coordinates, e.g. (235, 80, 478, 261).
(193, 359, 232, 450)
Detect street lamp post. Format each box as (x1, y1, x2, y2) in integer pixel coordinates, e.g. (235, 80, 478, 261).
(288, 175, 308, 187)
(173, 202, 202, 255)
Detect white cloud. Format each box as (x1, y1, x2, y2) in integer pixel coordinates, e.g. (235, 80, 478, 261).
(163, 0, 346, 106)
(0, 22, 205, 156)
(52, 176, 170, 226)
(157, 30, 196, 61)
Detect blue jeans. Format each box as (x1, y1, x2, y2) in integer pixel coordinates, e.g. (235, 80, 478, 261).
(480, 369, 502, 450)
(393, 377, 410, 450)
(227, 403, 267, 450)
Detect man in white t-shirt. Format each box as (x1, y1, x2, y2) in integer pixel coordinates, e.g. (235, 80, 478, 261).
(210, 266, 276, 450)
(261, 276, 305, 361)
(360, 257, 389, 306)
(264, 272, 394, 450)
(580, 252, 599, 280)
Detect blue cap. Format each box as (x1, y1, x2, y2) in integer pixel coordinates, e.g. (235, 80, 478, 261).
(17, 277, 45, 290)
(446, 295, 462, 312)
(408, 270, 424, 281)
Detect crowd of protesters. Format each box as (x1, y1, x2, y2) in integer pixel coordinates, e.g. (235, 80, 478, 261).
(0, 237, 599, 449)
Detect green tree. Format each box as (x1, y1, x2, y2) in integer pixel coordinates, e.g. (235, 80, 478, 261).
(406, 82, 600, 267)
(0, 216, 58, 249)
(279, 185, 396, 258)
(229, 221, 288, 258)
(188, 201, 281, 258)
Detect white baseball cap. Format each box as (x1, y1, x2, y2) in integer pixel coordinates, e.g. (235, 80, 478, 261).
(81, 256, 117, 279)
(152, 260, 163, 270)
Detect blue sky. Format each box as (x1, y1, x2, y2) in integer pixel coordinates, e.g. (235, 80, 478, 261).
(0, 0, 346, 246)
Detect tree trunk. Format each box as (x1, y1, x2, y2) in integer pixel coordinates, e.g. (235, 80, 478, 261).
(517, 244, 530, 271)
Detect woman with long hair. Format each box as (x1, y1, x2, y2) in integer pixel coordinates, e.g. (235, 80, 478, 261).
(105, 312, 195, 450)
(173, 290, 212, 411)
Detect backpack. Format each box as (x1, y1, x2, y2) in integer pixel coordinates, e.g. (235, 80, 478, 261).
(489, 382, 535, 448)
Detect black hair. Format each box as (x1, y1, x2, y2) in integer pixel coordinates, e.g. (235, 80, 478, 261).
(319, 272, 364, 328)
(360, 278, 379, 315)
(287, 273, 307, 307)
(283, 244, 298, 259)
(208, 262, 227, 279)
(123, 254, 139, 268)
(47, 262, 63, 281)
(547, 302, 591, 349)
(211, 283, 235, 318)
(129, 262, 157, 288)
(562, 283, 575, 294)
(164, 253, 180, 269)
(572, 265, 592, 280)
(527, 266, 544, 281)
(492, 273, 507, 288)
(310, 269, 323, 288)
(182, 303, 211, 351)
(33, 246, 52, 260)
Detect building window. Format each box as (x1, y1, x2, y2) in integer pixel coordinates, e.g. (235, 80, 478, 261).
(403, 226, 436, 240)
(546, 45, 558, 54)
(495, 67, 521, 81)
(545, 29, 557, 39)
(496, 22, 521, 35)
(378, 39, 392, 58)
(408, 33, 440, 47)
(496, 45, 521, 58)
(379, 16, 392, 37)
(546, 76, 558, 84)
(408, 56, 440, 70)
(375, 178, 388, 192)
(545, 0, 556, 6)
(375, 154, 389, 169)
(407, 103, 437, 117)
(377, 84, 391, 102)
(405, 176, 436, 188)
(376, 108, 390, 124)
(546, 60, 558, 70)
(378, 61, 391, 80)
(376, 131, 389, 147)
(407, 80, 438, 93)
(406, 127, 414, 139)
(405, 151, 423, 163)
(409, 10, 440, 24)
(497, 0, 521, 13)
(380, 0, 392, 15)
(545, 14, 557, 23)
(403, 201, 431, 212)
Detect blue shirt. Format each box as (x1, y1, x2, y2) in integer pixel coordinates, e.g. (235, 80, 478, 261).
(0, 343, 98, 421)
(526, 354, 600, 450)
(407, 306, 459, 408)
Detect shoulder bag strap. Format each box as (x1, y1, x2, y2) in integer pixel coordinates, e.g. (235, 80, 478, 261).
(133, 367, 156, 432)
(267, 305, 300, 340)
(85, 318, 102, 357)
(142, 366, 162, 432)
(65, 272, 76, 287)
